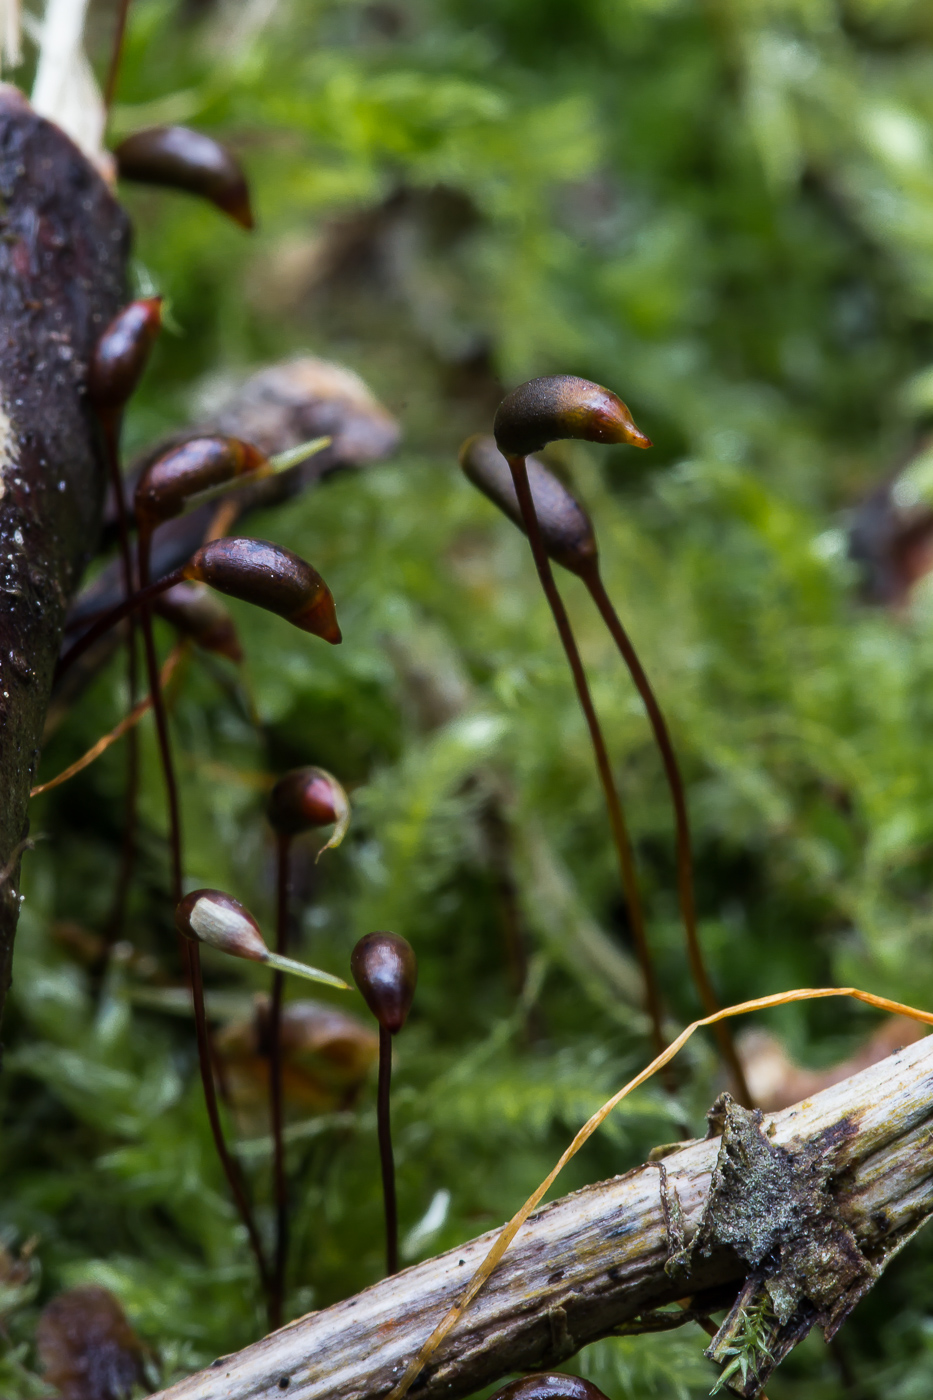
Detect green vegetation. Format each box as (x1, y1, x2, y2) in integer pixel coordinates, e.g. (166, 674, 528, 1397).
(5, 0, 933, 1395)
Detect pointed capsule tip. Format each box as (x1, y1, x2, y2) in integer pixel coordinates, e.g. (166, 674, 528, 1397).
(229, 197, 255, 231)
(293, 592, 342, 644)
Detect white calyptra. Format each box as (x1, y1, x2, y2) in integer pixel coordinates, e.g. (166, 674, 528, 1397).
(176, 888, 350, 991)
(30, 0, 110, 176)
(186, 892, 268, 961)
(1, 0, 22, 71)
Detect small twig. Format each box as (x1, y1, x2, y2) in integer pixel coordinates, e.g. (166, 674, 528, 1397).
(102, 416, 143, 939)
(378, 1024, 399, 1276)
(31, 644, 186, 797)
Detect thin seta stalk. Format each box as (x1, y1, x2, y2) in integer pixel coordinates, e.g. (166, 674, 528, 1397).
(269, 831, 290, 1329)
(87, 300, 163, 941)
(267, 769, 350, 1323)
(576, 558, 750, 1103)
(102, 413, 140, 943)
(136, 516, 274, 1312)
(376, 1023, 398, 1275)
(504, 451, 665, 1061)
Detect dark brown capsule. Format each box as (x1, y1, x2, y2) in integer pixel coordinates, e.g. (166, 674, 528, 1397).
(114, 125, 254, 229)
(154, 580, 243, 661)
(493, 375, 651, 458)
(181, 537, 342, 643)
(86, 298, 163, 413)
(459, 434, 598, 577)
(135, 436, 269, 526)
(490, 1377, 611, 1400)
(350, 932, 417, 1035)
(268, 767, 350, 838)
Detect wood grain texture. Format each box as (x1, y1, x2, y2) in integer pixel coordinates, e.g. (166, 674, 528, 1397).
(152, 1033, 933, 1400)
(0, 86, 129, 1023)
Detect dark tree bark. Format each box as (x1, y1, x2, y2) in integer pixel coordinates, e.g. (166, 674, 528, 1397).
(0, 86, 130, 1027)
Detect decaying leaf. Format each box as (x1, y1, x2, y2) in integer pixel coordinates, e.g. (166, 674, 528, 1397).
(0, 1235, 39, 1317)
(739, 1016, 927, 1112)
(215, 995, 378, 1130)
(37, 1285, 149, 1400)
(205, 356, 400, 467)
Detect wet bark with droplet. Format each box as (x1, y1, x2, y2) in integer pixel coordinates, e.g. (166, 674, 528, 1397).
(0, 87, 129, 1025)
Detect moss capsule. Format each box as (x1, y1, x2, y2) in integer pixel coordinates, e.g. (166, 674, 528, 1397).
(493, 375, 651, 458)
(182, 537, 341, 643)
(350, 932, 417, 1035)
(87, 298, 163, 414)
(153, 581, 243, 661)
(135, 436, 269, 526)
(268, 766, 351, 855)
(114, 125, 254, 229)
(459, 434, 598, 576)
(490, 1378, 611, 1400)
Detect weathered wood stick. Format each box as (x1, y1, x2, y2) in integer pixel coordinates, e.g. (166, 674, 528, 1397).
(0, 86, 129, 1025)
(153, 1033, 933, 1400)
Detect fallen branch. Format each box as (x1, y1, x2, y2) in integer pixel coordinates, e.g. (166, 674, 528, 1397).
(152, 1031, 933, 1400)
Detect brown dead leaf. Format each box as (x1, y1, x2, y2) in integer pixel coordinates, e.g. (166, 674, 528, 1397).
(738, 1015, 927, 1113)
(37, 1286, 148, 1400)
(215, 995, 378, 1130)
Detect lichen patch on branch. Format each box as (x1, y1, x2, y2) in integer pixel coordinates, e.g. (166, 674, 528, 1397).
(667, 1094, 873, 1396)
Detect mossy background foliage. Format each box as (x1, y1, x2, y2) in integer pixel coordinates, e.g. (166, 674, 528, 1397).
(4, 0, 933, 1395)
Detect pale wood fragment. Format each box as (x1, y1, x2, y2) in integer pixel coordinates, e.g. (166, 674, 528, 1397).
(152, 1033, 933, 1400)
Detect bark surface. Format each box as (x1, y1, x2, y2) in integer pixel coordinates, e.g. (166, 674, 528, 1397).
(0, 87, 129, 1023)
(152, 1033, 933, 1400)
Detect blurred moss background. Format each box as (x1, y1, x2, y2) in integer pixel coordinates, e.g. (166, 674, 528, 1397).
(5, 0, 933, 1395)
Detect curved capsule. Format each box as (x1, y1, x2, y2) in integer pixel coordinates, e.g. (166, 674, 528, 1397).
(135, 436, 269, 525)
(87, 298, 163, 414)
(154, 581, 243, 661)
(350, 932, 417, 1034)
(493, 375, 651, 458)
(114, 125, 254, 230)
(490, 1378, 611, 1400)
(182, 537, 342, 643)
(459, 434, 598, 577)
(268, 766, 350, 855)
